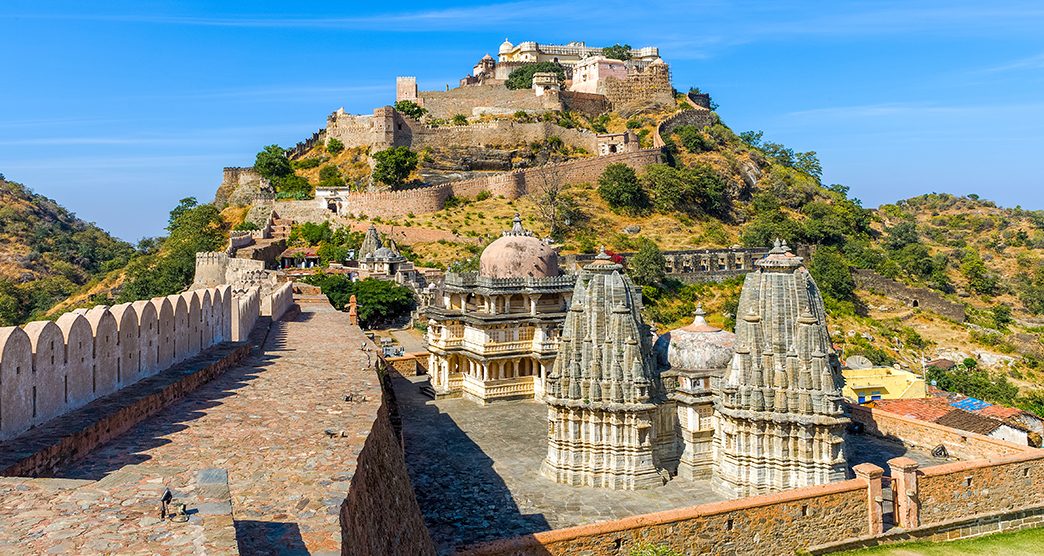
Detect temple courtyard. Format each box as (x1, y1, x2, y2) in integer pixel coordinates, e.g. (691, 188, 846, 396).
(393, 374, 944, 552)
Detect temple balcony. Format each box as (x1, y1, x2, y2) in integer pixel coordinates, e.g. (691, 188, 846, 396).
(462, 373, 536, 404)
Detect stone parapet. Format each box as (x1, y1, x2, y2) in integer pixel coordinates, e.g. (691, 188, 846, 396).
(0, 286, 247, 443)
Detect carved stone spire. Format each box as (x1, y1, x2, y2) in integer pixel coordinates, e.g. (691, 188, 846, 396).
(713, 244, 849, 497)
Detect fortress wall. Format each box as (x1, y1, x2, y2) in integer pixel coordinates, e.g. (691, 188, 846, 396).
(458, 478, 872, 556)
(847, 405, 1031, 460)
(344, 148, 662, 219)
(340, 371, 436, 556)
(406, 120, 600, 153)
(232, 287, 261, 342)
(852, 269, 966, 322)
(655, 105, 716, 147)
(416, 84, 561, 119)
(0, 287, 259, 443)
(261, 282, 295, 321)
(326, 112, 382, 149)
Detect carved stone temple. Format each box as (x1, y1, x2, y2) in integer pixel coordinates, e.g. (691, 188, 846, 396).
(541, 249, 676, 490)
(712, 240, 850, 498)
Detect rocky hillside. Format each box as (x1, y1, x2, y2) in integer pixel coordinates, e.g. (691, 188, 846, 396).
(0, 176, 134, 325)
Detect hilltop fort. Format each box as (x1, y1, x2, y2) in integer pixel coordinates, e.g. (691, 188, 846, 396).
(2, 38, 1043, 556)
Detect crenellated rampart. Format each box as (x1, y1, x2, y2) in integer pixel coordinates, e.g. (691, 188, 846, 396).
(0, 286, 242, 442)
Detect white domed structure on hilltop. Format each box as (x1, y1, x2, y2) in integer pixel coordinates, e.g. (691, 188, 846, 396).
(499, 38, 514, 55)
(478, 214, 560, 279)
(655, 305, 735, 371)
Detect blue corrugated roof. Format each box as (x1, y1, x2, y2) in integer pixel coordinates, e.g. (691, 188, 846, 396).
(950, 397, 992, 411)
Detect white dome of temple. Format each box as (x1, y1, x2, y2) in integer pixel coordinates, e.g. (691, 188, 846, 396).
(499, 38, 514, 55)
(655, 305, 735, 371)
(478, 214, 559, 279)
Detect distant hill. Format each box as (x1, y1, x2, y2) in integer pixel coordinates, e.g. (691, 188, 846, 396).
(0, 176, 134, 325)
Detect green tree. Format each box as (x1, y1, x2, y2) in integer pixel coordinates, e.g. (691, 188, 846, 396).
(629, 238, 666, 286)
(674, 125, 714, 153)
(326, 138, 345, 155)
(505, 61, 565, 90)
(641, 163, 727, 216)
(318, 165, 344, 188)
(598, 163, 648, 212)
(809, 246, 856, 301)
(602, 43, 633, 61)
(451, 114, 468, 126)
(991, 304, 1013, 329)
(254, 145, 293, 180)
(118, 198, 226, 302)
(301, 275, 415, 328)
(394, 100, 428, 119)
(372, 146, 419, 188)
(961, 250, 998, 295)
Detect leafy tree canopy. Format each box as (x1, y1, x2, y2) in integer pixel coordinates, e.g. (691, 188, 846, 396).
(372, 146, 419, 188)
(598, 163, 648, 213)
(394, 100, 427, 120)
(326, 138, 345, 155)
(629, 238, 666, 287)
(505, 62, 566, 90)
(601, 43, 632, 61)
(301, 275, 415, 328)
(255, 145, 293, 180)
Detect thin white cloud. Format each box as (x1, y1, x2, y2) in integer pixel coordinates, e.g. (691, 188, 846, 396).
(980, 52, 1044, 73)
(784, 101, 1044, 120)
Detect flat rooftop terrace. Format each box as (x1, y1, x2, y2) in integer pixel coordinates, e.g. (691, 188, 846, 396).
(394, 375, 945, 553)
(0, 301, 383, 555)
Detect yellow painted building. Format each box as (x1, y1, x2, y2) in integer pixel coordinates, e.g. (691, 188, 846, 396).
(841, 366, 927, 403)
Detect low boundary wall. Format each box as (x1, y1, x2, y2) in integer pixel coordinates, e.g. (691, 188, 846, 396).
(458, 476, 874, 556)
(262, 282, 295, 321)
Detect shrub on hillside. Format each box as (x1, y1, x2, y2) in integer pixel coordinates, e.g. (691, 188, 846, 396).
(326, 138, 345, 155)
(808, 246, 856, 302)
(674, 125, 715, 153)
(598, 163, 648, 213)
(451, 114, 468, 126)
(318, 165, 344, 188)
(640, 163, 728, 217)
(628, 238, 666, 286)
(372, 146, 419, 188)
(505, 62, 565, 90)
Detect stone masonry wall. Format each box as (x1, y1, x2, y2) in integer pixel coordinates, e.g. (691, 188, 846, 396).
(917, 451, 1044, 527)
(853, 269, 966, 322)
(342, 148, 661, 219)
(402, 119, 600, 153)
(416, 84, 562, 119)
(0, 286, 267, 443)
(848, 405, 1030, 460)
(340, 371, 436, 556)
(458, 479, 871, 556)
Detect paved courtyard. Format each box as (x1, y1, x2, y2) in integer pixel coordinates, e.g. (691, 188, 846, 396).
(394, 374, 947, 553)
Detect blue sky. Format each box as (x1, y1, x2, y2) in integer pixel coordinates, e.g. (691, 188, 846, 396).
(2, 1, 1043, 241)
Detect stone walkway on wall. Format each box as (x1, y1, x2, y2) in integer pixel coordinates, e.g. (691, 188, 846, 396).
(0, 300, 384, 556)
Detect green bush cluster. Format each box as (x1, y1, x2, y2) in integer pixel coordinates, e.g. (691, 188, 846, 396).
(300, 274, 414, 329)
(504, 61, 565, 90)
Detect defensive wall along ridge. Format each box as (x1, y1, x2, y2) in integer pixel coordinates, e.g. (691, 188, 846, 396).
(342, 147, 663, 219)
(0, 282, 294, 445)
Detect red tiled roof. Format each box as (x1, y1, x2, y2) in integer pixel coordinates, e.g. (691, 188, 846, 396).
(872, 398, 955, 422)
(977, 405, 1023, 420)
